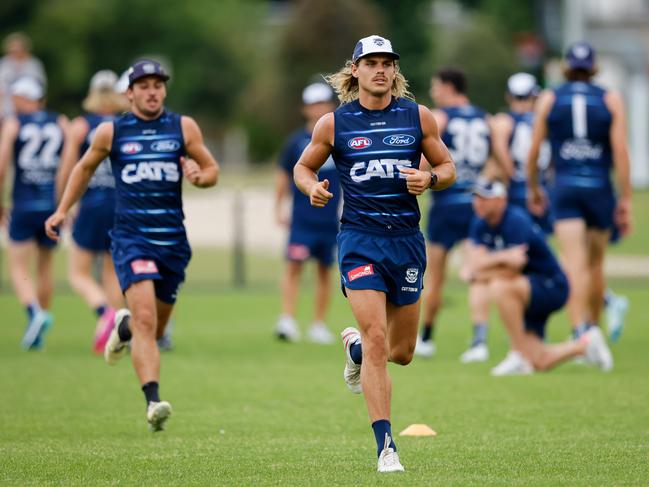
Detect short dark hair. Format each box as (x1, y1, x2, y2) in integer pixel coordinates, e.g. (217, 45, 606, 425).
(435, 68, 467, 94)
(564, 67, 594, 82)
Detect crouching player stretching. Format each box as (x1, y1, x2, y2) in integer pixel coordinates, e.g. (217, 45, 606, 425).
(466, 178, 612, 376)
(45, 60, 219, 431)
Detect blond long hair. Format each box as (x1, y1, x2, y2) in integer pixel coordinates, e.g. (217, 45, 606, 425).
(324, 59, 414, 104)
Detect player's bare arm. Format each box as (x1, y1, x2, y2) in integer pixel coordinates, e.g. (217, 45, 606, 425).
(469, 242, 528, 274)
(274, 168, 291, 226)
(56, 116, 88, 201)
(181, 116, 219, 188)
(404, 104, 455, 195)
(0, 117, 19, 218)
(44, 121, 113, 240)
(527, 90, 554, 214)
(605, 90, 633, 236)
(294, 112, 334, 207)
(490, 113, 515, 179)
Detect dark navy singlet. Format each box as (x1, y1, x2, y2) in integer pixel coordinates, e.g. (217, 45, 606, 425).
(80, 113, 115, 208)
(547, 82, 613, 189)
(109, 110, 187, 246)
(332, 97, 423, 233)
(12, 111, 63, 212)
(507, 111, 552, 202)
(434, 104, 490, 206)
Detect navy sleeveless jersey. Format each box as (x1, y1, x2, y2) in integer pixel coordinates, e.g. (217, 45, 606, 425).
(279, 128, 340, 233)
(547, 82, 612, 188)
(80, 113, 116, 208)
(12, 110, 63, 212)
(332, 97, 423, 232)
(109, 111, 187, 246)
(434, 105, 490, 206)
(469, 206, 563, 278)
(508, 111, 552, 201)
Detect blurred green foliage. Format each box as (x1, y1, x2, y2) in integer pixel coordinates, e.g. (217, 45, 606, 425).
(1, 0, 537, 162)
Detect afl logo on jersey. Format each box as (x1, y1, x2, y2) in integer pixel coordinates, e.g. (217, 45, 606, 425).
(121, 142, 143, 154)
(383, 134, 415, 146)
(348, 137, 372, 150)
(151, 140, 181, 152)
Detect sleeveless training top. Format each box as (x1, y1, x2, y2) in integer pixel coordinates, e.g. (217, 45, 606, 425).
(80, 113, 116, 208)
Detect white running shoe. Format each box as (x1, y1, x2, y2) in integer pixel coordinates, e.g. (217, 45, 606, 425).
(491, 351, 534, 376)
(21, 310, 52, 350)
(460, 343, 489, 363)
(307, 323, 335, 344)
(104, 309, 131, 365)
(147, 401, 172, 432)
(583, 327, 613, 372)
(377, 434, 404, 473)
(341, 327, 362, 394)
(275, 315, 301, 342)
(606, 294, 629, 343)
(414, 336, 436, 358)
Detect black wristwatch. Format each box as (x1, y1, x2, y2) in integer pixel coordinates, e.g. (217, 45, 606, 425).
(429, 171, 438, 189)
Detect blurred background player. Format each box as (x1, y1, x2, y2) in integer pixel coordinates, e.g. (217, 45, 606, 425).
(491, 72, 553, 233)
(0, 32, 46, 121)
(56, 70, 128, 354)
(274, 81, 340, 344)
(295, 35, 456, 472)
(466, 178, 613, 375)
(0, 77, 67, 349)
(46, 59, 220, 431)
(415, 68, 492, 362)
(527, 42, 633, 342)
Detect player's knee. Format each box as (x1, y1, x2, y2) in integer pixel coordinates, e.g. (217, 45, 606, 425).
(390, 346, 414, 366)
(130, 309, 157, 335)
(489, 279, 514, 299)
(363, 328, 388, 361)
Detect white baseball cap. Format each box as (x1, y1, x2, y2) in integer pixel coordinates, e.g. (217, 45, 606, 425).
(507, 72, 539, 98)
(10, 77, 44, 100)
(473, 178, 507, 198)
(115, 70, 130, 94)
(352, 35, 400, 63)
(89, 70, 118, 92)
(302, 83, 335, 105)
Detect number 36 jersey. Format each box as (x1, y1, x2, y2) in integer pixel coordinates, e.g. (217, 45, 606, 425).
(12, 111, 64, 212)
(433, 105, 490, 207)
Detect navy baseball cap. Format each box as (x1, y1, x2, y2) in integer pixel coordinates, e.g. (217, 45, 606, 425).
(352, 35, 400, 63)
(127, 59, 170, 86)
(473, 178, 507, 198)
(566, 42, 596, 71)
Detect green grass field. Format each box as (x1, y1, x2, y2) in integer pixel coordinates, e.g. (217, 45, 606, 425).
(1, 274, 648, 486)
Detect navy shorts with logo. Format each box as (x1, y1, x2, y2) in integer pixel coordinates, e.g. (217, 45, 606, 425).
(524, 272, 569, 338)
(551, 185, 615, 230)
(72, 203, 115, 252)
(426, 203, 475, 250)
(338, 226, 426, 306)
(110, 230, 191, 304)
(8, 209, 57, 248)
(286, 226, 337, 267)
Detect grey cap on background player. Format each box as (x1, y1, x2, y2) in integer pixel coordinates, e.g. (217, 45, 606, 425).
(507, 72, 539, 98)
(127, 59, 170, 86)
(89, 70, 118, 92)
(10, 77, 44, 100)
(352, 35, 400, 63)
(302, 82, 335, 105)
(472, 178, 507, 199)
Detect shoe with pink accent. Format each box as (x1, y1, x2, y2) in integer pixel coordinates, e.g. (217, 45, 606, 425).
(93, 307, 116, 355)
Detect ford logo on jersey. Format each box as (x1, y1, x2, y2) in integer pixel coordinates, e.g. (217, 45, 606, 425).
(121, 142, 143, 154)
(383, 134, 415, 146)
(151, 140, 181, 152)
(348, 137, 372, 150)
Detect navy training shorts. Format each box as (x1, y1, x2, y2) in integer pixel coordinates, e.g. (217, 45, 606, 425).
(426, 203, 475, 250)
(286, 226, 337, 267)
(524, 272, 569, 338)
(551, 185, 615, 230)
(9, 209, 57, 248)
(72, 202, 115, 252)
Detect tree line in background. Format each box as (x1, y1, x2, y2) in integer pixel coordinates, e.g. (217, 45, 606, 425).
(1, 0, 538, 163)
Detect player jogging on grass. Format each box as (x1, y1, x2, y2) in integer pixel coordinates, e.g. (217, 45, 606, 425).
(56, 70, 127, 354)
(0, 77, 67, 349)
(527, 42, 632, 342)
(294, 35, 455, 472)
(274, 81, 340, 344)
(45, 59, 220, 432)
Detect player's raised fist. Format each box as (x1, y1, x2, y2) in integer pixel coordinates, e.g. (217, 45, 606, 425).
(309, 179, 333, 207)
(180, 156, 201, 186)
